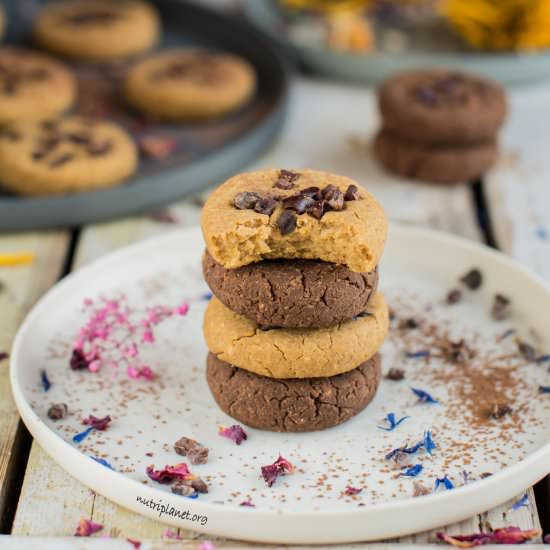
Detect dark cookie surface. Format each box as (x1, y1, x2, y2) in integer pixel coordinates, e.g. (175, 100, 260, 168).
(379, 70, 507, 145)
(202, 250, 378, 328)
(374, 129, 497, 184)
(206, 352, 381, 432)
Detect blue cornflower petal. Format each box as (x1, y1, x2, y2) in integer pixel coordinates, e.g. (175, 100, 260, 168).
(411, 387, 438, 404)
(40, 369, 51, 392)
(512, 493, 529, 510)
(423, 430, 436, 455)
(535, 354, 550, 363)
(400, 464, 423, 477)
(73, 426, 94, 443)
(187, 492, 199, 499)
(434, 475, 454, 491)
(539, 385, 550, 393)
(405, 350, 430, 359)
(91, 456, 115, 470)
(378, 413, 410, 431)
(202, 292, 213, 301)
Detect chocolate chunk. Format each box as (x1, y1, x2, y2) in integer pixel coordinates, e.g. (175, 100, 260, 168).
(480, 472, 493, 479)
(517, 340, 537, 362)
(306, 199, 326, 220)
(189, 478, 209, 493)
(412, 481, 431, 497)
(322, 184, 344, 211)
(274, 169, 299, 190)
(234, 191, 261, 210)
(399, 318, 419, 330)
(491, 293, 510, 320)
(282, 194, 315, 214)
(66, 132, 90, 145)
(174, 436, 209, 465)
(440, 338, 470, 364)
(171, 483, 196, 497)
(70, 348, 89, 370)
(386, 368, 405, 381)
(87, 140, 112, 156)
(446, 289, 462, 304)
(274, 178, 295, 190)
(47, 403, 68, 420)
(489, 403, 512, 419)
(460, 268, 482, 290)
(49, 153, 74, 168)
(0, 127, 20, 141)
(254, 196, 278, 216)
(300, 186, 322, 200)
(277, 210, 296, 235)
(344, 184, 360, 201)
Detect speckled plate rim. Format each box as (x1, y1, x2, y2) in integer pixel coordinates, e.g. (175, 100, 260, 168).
(9, 224, 550, 544)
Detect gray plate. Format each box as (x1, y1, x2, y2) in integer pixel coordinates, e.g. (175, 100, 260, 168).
(0, 0, 289, 230)
(245, 0, 550, 86)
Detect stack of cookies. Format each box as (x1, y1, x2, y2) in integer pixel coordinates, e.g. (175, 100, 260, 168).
(374, 69, 507, 184)
(201, 169, 389, 432)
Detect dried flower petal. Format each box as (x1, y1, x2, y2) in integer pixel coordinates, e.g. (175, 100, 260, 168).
(240, 499, 255, 507)
(146, 462, 193, 484)
(434, 475, 454, 491)
(400, 464, 423, 477)
(70, 349, 89, 370)
(535, 354, 550, 364)
(127, 366, 155, 381)
(511, 493, 529, 510)
(539, 385, 550, 393)
(261, 455, 294, 487)
(218, 424, 247, 445)
(437, 527, 541, 547)
(378, 413, 410, 431)
(74, 517, 103, 537)
(198, 542, 215, 550)
(127, 538, 142, 549)
(406, 350, 430, 359)
(40, 369, 51, 391)
(73, 426, 93, 443)
(411, 387, 438, 404)
(344, 486, 362, 495)
(423, 430, 436, 455)
(163, 529, 182, 540)
(91, 456, 115, 470)
(83, 415, 111, 431)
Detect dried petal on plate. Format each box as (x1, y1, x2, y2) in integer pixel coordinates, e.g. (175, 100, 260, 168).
(411, 387, 438, 404)
(344, 486, 362, 495)
(406, 350, 430, 359)
(83, 414, 111, 431)
(399, 464, 423, 477)
(218, 424, 247, 445)
(423, 430, 436, 455)
(511, 493, 529, 510)
(73, 426, 94, 444)
(240, 499, 255, 507)
(91, 456, 115, 470)
(434, 475, 454, 491)
(437, 527, 541, 547)
(261, 455, 294, 487)
(40, 369, 51, 391)
(74, 517, 103, 537)
(146, 462, 193, 484)
(377, 412, 410, 431)
(198, 542, 216, 550)
(127, 538, 142, 549)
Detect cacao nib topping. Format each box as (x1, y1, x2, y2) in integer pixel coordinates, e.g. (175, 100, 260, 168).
(517, 340, 537, 362)
(174, 436, 209, 465)
(386, 368, 405, 381)
(282, 193, 315, 214)
(306, 199, 326, 220)
(446, 289, 462, 304)
(234, 191, 261, 210)
(171, 483, 195, 497)
(47, 402, 68, 420)
(189, 477, 209, 493)
(322, 184, 344, 211)
(489, 403, 512, 419)
(300, 186, 322, 199)
(460, 268, 482, 290)
(277, 209, 297, 235)
(491, 293, 511, 321)
(254, 196, 278, 216)
(49, 152, 74, 168)
(344, 184, 360, 201)
(274, 169, 300, 190)
(0, 127, 20, 141)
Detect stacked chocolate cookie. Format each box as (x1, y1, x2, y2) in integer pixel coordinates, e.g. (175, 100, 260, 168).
(201, 169, 389, 432)
(375, 69, 507, 184)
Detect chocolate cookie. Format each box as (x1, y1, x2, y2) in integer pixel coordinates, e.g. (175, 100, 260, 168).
(207, 352, 381, 432)
(374, 129, 498, 184)
(124, 48, 256, 120)
(202, 250, 378, 328)
(201, 169, 387, 273)
(379, 70, 507, 145)
(34, 0, 160, 62)
(0, 47, 76, 124)
(203, 293, 389, 379)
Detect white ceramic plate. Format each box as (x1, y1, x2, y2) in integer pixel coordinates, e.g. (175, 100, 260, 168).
(10, 225, 550, 544)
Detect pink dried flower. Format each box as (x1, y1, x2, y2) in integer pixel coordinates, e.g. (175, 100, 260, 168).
(142, 330, 155, 343)
(437, 527, 541, 547)
(127, 538, 141, 548)
(174, 302, 189, 316)
(261, 455, 294, 487)
(344, 486, 362, 495)
(218, 424, 248, 445)
(146, 462, 193, 484)
(198, 542, 215, 550)
(127, 366, 155, 380)
(74, 517, 103, 537)
(82, 415, 111, 431)
(163, 528, 183, 540)
(240, 499, 255, 507)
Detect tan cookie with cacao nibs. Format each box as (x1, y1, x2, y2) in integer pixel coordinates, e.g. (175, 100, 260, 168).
(0, 116, 137, 196)
(0, 47, 76, 124)
(203, 293, 389, 379)
(34, 0, 160, 62)
(201, 169, 387, 273)
(123, 47, 256, 120)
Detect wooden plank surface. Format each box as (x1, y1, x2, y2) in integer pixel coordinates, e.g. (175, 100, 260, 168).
(0, 230, 69, 531)
(11, 77, 541, 542)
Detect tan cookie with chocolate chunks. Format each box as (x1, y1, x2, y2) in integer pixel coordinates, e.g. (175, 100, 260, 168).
(201, 169, 387, 273)
(34, 0, 160, 62)
(124, 47, 256, 120)
(207, 352, 382, 432)
(203, 293, 389, 379)
(0, 116, 138, 196)
(0, 47, 76, 124)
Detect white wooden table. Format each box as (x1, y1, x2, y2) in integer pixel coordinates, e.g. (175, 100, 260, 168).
(0, 75, 549, 548)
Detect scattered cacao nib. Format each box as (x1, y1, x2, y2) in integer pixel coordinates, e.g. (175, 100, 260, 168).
(174, 437, 209, 465)
(322, 184, 344, 211)
(254, 196, 278, 216)
(234, 191, 261, 210)
(517, 340, 537, 362)
(412, 481, 431, 497)
(138, 136, 176, 159)
(354, 311, 373, 319)
(344, 184, 360, 201)
(446, 289, 462, 304)
(282, 193, 315, 214)
(439, 338, 472, 364)
(480, 472, 493, 478)
(460, 268, 482, 290)
(70, 348, 89, 370)
(399, 318, 419, 330)
(491, 294, 510, 321)
(274, 169, 299, 189)
(171, 483, 196, 497)
(386, 368, 405, 381)
(49, 153, 74, 168)
(277, 210, 297, 235)
(189, 477, 209, 493)
(87, 140, 112, 157)
(0, 351, 8, 363)
(489, 403, 512, 419)
(300, 186, 322, 199)
(306, 199, 326, 220)
(47, 402, 68, 420)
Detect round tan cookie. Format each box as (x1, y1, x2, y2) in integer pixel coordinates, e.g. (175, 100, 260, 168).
(201, 169, 387, 273)
(0, 116, 138, 196)
(123, 48, 256, 120)
(0, 47, 76, 124)
(203, 292, 389, 379)
(34, 0, 160, 62)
